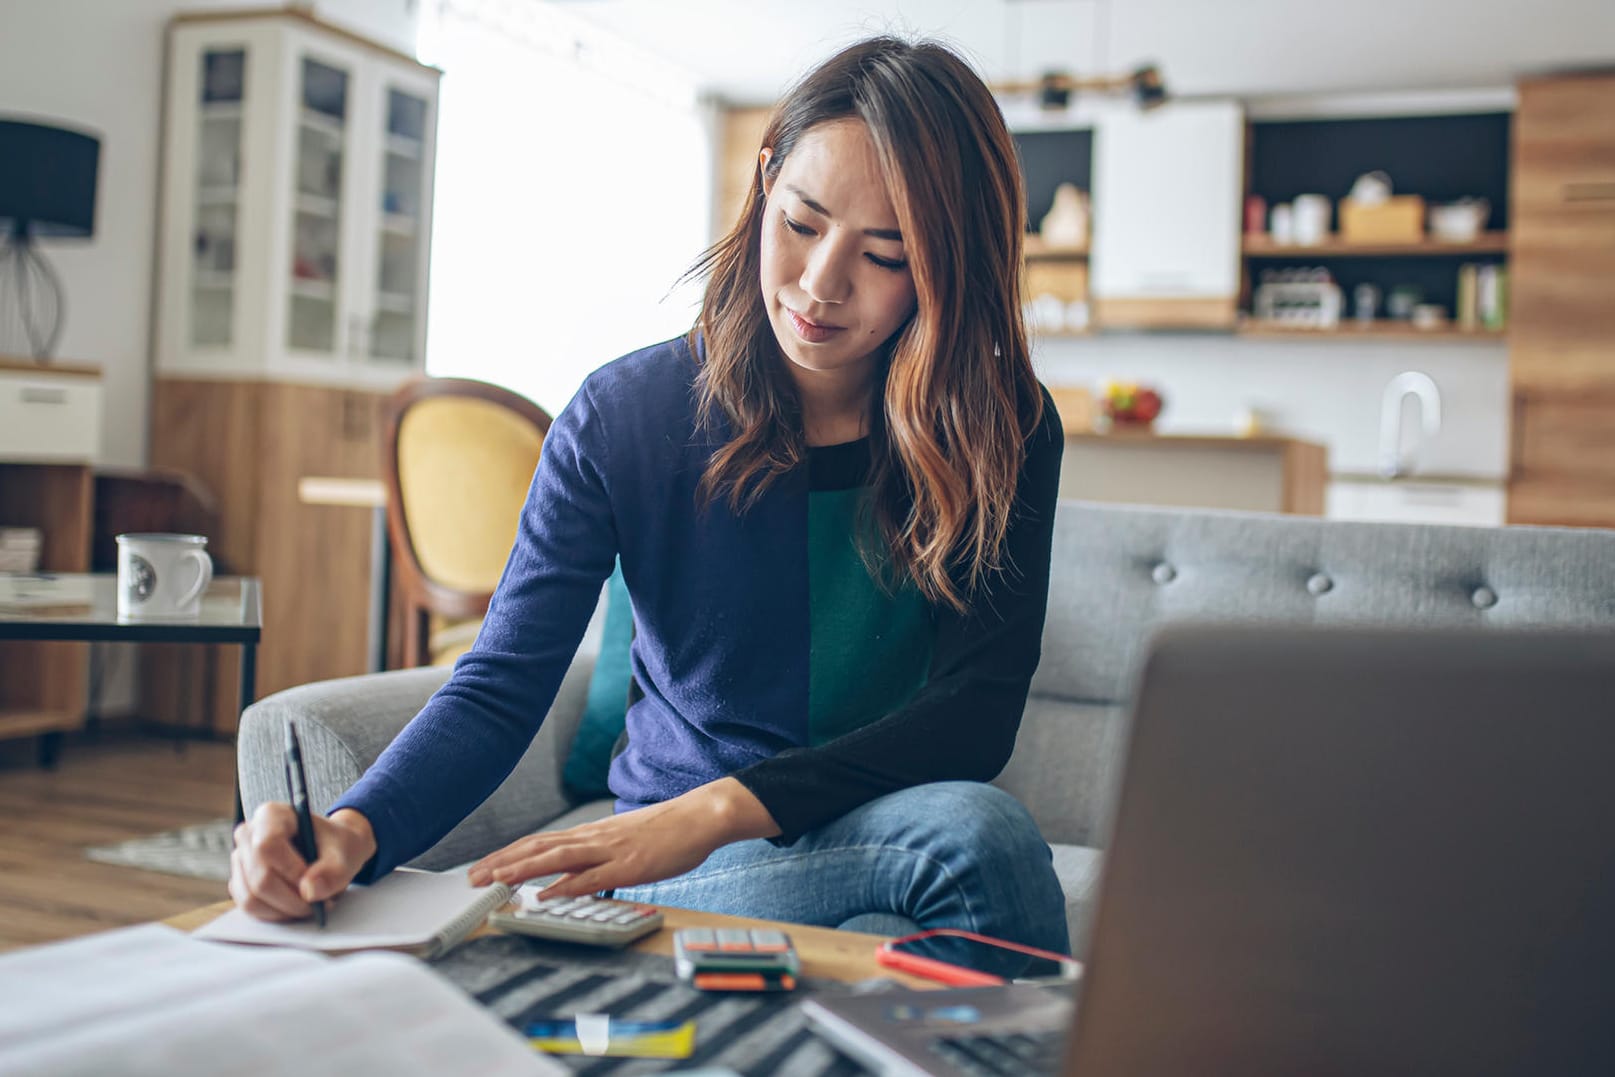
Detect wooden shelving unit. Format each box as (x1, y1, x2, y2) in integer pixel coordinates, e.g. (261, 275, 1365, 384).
(1242, 232, 1510, 258)
(1237, 321, 1507, 342)
(1024, 235, 1089, 260)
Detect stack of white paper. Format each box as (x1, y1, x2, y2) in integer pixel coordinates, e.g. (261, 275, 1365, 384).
(0, 924, 563, 1076)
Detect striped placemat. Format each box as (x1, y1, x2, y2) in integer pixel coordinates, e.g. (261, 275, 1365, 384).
(432, 934, 877, 1075)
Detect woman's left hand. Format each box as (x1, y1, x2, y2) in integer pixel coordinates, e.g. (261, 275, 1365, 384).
(466, 777, 780, 898)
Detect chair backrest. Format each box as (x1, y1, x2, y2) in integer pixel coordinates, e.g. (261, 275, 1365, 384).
(996, 500, 1615, 847)
(382, 377, 552, 666)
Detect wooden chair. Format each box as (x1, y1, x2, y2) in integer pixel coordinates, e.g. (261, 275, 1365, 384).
(381, 377, 552, 668)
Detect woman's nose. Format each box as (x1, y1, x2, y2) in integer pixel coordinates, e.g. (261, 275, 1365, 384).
(800, 240, 852, 305)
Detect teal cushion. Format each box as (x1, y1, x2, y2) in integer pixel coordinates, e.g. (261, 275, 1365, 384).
(563, 560, 634, 800)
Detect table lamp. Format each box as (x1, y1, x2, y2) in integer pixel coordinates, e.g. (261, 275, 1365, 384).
(0, 117, 101, 361)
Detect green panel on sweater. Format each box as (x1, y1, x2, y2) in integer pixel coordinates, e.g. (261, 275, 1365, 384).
(807, 487, 932, 745)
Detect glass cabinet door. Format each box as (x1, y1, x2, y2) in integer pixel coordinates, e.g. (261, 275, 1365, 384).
(369, 86, 430, 365)
(191, 48, 246, 349)
(288, 55, 349, 356)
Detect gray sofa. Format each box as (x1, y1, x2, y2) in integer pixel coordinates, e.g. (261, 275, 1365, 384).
(239, 501, 1615, 952)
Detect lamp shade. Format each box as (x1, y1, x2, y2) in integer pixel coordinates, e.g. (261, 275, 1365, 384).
(0, 118, 100, 238)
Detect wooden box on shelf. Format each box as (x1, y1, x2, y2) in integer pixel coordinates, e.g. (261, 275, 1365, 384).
(1046, 385, 1096, 433)
(1340, 196, 1425, 244)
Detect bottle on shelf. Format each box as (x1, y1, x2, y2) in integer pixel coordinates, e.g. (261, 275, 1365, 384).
(1478, 265, 1508, 331)
(1456, 264, 1480, 330)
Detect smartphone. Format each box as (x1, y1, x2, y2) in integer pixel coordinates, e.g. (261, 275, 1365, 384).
(876, 929, 1081, 986)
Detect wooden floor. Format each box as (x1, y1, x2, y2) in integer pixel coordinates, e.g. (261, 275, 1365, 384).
(0, 730, 237, 953)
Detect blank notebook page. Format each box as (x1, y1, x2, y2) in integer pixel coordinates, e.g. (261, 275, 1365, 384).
(194, 867, 510, 953)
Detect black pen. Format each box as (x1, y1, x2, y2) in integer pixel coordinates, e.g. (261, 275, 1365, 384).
(285, 721, 326, 928)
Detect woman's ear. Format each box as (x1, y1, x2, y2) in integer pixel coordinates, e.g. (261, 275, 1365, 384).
(758, 147, 774, 198)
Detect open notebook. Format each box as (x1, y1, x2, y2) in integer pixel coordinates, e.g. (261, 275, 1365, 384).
(0, 924, 561, 1076)
(194, 867, 513, 958)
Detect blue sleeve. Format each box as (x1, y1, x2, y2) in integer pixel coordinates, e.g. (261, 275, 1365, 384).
(331, 382, 618, 880)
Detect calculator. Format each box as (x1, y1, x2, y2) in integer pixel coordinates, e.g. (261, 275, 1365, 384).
(673, 928, 800, 992)
(486, 894, 664, 948)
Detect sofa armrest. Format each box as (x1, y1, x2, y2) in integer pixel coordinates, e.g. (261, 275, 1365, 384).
(237, 652, 596, 870)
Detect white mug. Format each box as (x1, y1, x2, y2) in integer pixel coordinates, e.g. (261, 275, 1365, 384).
(117, 533, 214, 620)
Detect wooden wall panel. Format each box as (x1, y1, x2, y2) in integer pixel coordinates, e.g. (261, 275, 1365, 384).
(144, 380, 262, 733)
(143, 378, 387, 730)
(1508, 73, 1615, 527)
(1507, 391, 1615, 528)
(253, 383, 383, 699)
(149, 379, 265, 572)
(1509, 74, 1615, 395)
(712, 106, 772, 242)
(1512, 393, 1615, 483)
(1090, 296, 1238, 330)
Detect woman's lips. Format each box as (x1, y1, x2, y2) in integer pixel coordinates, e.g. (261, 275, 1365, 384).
(786, 309, 844, 344)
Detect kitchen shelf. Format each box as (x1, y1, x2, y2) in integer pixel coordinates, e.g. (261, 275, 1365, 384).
(385, 134, 422, 159)
(380, 213, 416, 236)
(1024, 235, 1089, 260)
(194, 270, 235, 290)
(1237, 320, 1507, 342)
(299, 107, 345, 140)
(1242, 232, 1510, 258)
(290, 278, 336, 302)
(295, 192, 339, 218)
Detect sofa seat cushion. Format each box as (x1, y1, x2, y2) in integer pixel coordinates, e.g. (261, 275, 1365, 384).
(1051, 843, 1104, 957)
(563, 562, 635, 800)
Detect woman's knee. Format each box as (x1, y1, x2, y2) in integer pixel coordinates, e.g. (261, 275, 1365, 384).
(880, 781, 1052, 864)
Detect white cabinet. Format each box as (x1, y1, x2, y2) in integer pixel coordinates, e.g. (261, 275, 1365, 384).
(155, 11, 440, 387)
(1326, 478, 1506, 527)
(0, 364, 101, 462)
(1090, 100, 1244, 328)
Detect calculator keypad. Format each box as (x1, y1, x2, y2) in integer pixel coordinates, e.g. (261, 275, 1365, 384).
(520, 897, 658, 924)
(491, 896, 663, 949)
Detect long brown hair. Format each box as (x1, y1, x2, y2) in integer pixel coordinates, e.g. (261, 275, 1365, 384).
(686, 36, 1041, 613)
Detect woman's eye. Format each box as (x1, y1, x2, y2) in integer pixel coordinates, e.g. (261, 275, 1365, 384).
(866, 254, 908, 271)
(783, 214, 814, 236)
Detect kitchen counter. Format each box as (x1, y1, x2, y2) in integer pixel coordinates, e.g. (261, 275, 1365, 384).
(1061, 429, 1328, 514)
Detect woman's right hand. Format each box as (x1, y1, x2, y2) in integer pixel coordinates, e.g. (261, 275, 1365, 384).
(229, 804, 377, 922)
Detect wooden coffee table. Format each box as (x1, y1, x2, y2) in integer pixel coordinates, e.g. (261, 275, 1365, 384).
(164, 901, 937, 988)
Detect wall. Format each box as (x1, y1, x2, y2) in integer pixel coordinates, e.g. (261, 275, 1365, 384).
(0, 0, 419, 468)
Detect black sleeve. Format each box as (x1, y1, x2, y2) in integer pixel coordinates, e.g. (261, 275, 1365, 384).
(732, 386, 1064, 843)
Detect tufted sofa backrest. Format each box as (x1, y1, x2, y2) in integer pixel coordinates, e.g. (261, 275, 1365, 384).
(995, 501, 1615, 846)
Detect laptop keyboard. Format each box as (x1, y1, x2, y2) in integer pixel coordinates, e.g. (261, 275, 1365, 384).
(929, 1028, 1065, 1076)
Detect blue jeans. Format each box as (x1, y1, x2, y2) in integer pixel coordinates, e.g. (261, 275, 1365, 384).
(613, 781, 1071, 956)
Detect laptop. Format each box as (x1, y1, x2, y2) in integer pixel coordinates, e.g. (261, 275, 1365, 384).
(803, 626, 1615, 1077)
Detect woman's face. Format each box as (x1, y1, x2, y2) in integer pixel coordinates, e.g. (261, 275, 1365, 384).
(759, 119, 918, 389)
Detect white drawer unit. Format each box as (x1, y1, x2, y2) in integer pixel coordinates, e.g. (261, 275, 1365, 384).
(0, 369, 103, 462)
(1327, 478, 1506, 527)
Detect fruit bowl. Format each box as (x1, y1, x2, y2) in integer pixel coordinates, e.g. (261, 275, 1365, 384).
(1099, 381, 1165, 428)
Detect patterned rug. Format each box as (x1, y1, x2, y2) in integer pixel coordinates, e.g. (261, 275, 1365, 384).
(85, 818, 234, 881)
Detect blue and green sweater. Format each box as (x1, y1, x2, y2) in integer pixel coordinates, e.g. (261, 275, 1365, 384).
(333, 336, 1064, 880)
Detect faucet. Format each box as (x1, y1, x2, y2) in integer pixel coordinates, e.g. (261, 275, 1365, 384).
(1379, 371, 1443, 479)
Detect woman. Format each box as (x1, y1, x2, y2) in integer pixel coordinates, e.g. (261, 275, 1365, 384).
(230, 35, 1069, 953)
